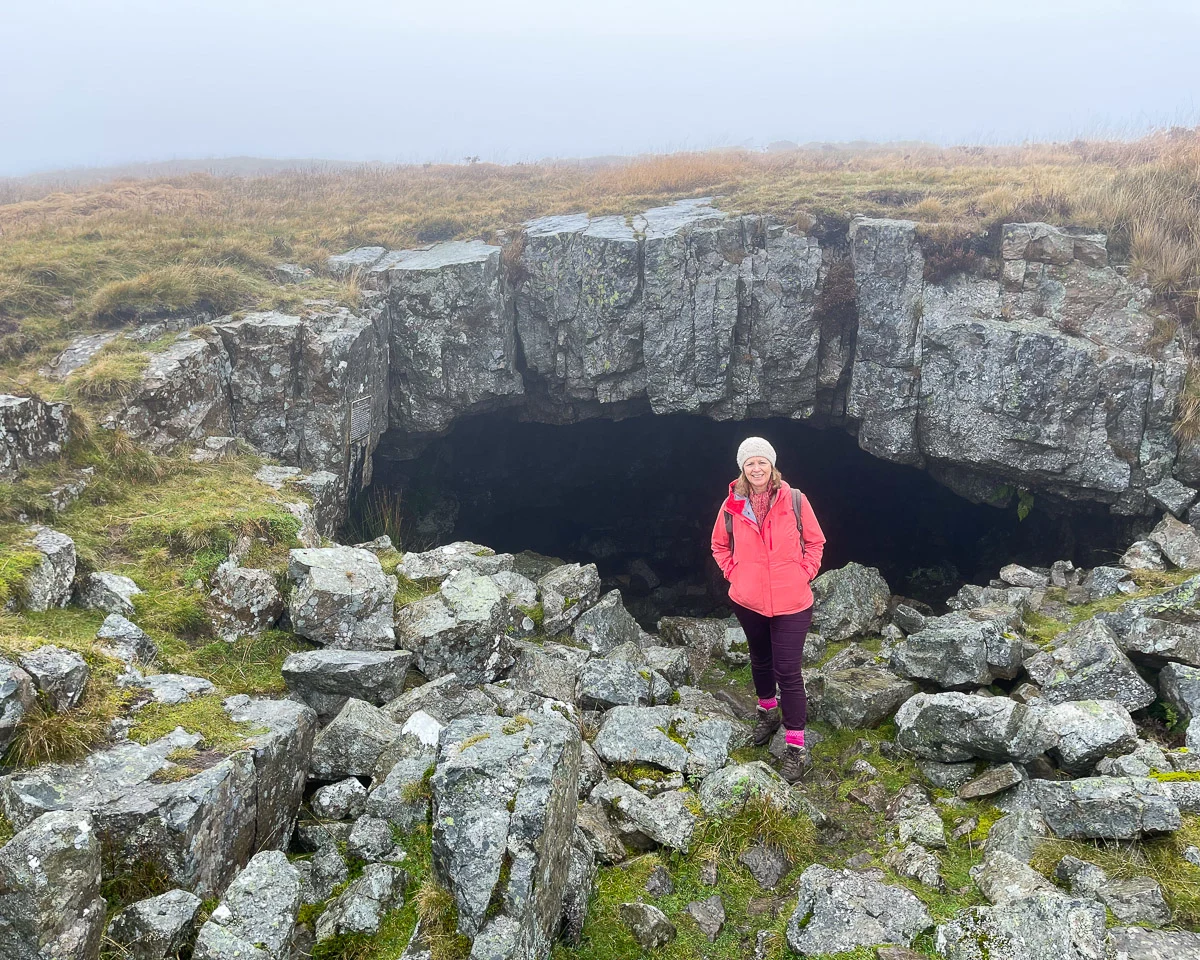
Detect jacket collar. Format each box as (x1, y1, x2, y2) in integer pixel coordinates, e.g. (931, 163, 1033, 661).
(725, 478, 789, 524)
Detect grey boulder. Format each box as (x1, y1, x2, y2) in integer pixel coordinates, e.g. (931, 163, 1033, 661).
(567, 587, 634, 653)
(592, 705, 733, 778)
(1149, 516, 1200, 569)
(890, 609, 1023, 689)
(0, 658, 35, 753)
(786, 865, 931, 955)
(315, 863, 405, 941)
(309, 698, 403, 780)
(538, 562, 601, 636)
(95, 614, 158, 665)
(78, 571, 143, 616)
(17, 644, 88, 712)
(105, 889, 203, 960)
(394, 571, 514, 684)
(193, 850, 301, 960)
(811, 562, 891, 642)
(21, 526, 76, 611)
(590, 778, 696, 853)
(282, 648, 412, 720)
(809, 665, 918, 728)
(431, 713, 580, 958)
(935, 892, 1106, 960)
(0, 809, 105, 960)
(209, 560, 284, 641)
(894, 692, 1054, 763)
(288, 546, 396, 649)
(1034, 777, 1181, 839)
(1022, 619, 1155, 711)
(618, 902, 676, 950)
(397, 541, 513, 581)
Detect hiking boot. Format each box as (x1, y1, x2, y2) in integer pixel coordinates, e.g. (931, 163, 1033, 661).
(780, 744, 812, 784)
(752, 705, 781, 747)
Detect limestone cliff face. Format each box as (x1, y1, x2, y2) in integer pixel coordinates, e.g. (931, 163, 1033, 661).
(365, 199, 1189, 517)
(103, 197, 1193, 519)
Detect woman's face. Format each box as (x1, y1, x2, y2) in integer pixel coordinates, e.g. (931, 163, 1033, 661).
(743, 456, 772, 490)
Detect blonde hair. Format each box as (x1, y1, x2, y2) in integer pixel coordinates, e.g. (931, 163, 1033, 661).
(734, 465, 783, 497)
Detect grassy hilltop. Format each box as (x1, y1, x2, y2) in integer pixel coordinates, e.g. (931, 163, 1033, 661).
(2, 129, 1199, 398)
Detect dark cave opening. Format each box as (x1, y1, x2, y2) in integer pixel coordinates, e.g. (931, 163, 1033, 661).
(370, 412, 1136, 627)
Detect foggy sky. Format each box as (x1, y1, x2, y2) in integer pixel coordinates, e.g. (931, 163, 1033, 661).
(2, 0, 1197, 177)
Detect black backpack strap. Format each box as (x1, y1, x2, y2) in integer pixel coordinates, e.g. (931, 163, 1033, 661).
(725, 510, 734, 557)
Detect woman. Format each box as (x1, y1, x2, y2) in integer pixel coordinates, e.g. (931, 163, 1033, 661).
(710, 437, 826, 783)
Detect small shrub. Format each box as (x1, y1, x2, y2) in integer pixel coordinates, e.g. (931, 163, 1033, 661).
(68, 340, 149, 402)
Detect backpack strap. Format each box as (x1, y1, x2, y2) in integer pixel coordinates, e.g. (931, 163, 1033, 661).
(725, 488, 805, 560)
(792, 487, 805, 556)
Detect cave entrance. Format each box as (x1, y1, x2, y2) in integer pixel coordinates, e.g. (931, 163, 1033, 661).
(368, 412, 1134, 627)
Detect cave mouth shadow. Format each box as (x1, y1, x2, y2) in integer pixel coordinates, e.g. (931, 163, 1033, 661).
(368, 412, 1134, 627)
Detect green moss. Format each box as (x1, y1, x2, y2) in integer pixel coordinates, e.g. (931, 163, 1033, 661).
(457, 732, 492, 751)
(128, 694, 264, 752)
(0, 811, 13, 846)
(1149, 770, 1200, 782)
(162, 630, 313, 695)
(517, 602, 545, 628)
(396, 574, 439, 608)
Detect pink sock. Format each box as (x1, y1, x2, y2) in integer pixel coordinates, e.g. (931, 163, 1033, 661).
(785, 729, 805, 747)
(758, 697, 778, 711)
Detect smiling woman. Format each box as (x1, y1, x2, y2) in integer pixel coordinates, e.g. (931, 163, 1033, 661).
(710, 436, 826, 783)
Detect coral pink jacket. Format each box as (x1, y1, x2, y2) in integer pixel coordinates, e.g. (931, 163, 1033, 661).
(710, 480, 826, 617)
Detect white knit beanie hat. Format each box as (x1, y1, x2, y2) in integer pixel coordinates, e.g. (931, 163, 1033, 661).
(737, 437, 777, 470)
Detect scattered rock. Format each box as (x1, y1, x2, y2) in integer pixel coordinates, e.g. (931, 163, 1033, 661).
(1034, 777, 1181, 839)
(960, 763, 1024, 800)
(811, 562, 891, 642)
(1022, 619, 1155, 711)
(1100, 876, 1171, 927)
(0, 659, 35, 754)
(590, 778, 696, 853)
(18, 644, 89, 712)
(697, 761, 794, 817)
(105, 888, 204, 960)
(984, 810, 1050, 863)
(431, 713, 579, 954)
(886, 842, 944, 891)
(0, 809, 105, 960)
(809, 665, 918, 728)
(395, 571, 514, 684)
(645, 864, 675, 896)
(687, 894, 725, 941)
(618, 902, 676, 949)
(1149, 516, 1200, 569)
(935, 892, 1106, 960)
(95, 613, 158, 665)
(311, 778, 368, 821)
(21, 526, 76, 611)
(1000, 564, 1048, 588)
(282, 649, 412, 720)
(288, 546, 396, 649)
(1121, 539, 1168, 571)
(1149, 478, 1198, 517)
(739, 844, 792, 890)
(577, 657, 651, 709)
(310, 698, 403, 780)
(786, 864, 932, 955)
(1045, 700, 1138, 774)
(891, 610, 1023, 689)
(347, 814, 398, 862)
(192, 850, 301, 960)
(592, 705, 733, 778)
(538, 562, 601, 635)
(894, 692, 1054, 762)
(972, 850, 1059, 905)
(0, 393, 71, 479)
(570, 587, 638, 653)
(1159, 661, 1200, 721)
(1108, 926, 1200, 960)
(78, 571, 143, 616)
(209, 560, 285, 641)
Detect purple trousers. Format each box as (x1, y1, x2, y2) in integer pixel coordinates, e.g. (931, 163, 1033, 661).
(731, 601, 813, 731)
